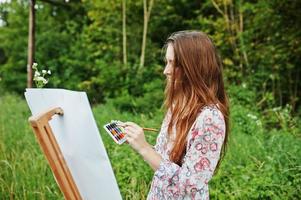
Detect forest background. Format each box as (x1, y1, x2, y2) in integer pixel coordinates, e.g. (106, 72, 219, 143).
(0, 0, 300, 199)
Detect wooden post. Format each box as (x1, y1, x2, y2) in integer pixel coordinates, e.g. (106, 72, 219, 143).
(29, 107, 82, 200)
(27, 0, 35, 88)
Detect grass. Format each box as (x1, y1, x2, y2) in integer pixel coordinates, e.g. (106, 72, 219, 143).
(0, 93, 300, 199)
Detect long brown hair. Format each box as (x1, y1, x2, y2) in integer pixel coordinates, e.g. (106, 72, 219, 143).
(163, 30, 229, 175)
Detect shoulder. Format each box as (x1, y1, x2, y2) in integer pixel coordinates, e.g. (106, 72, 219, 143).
(193, 105, 225, 133)
(186, 105, 226, 153)
(200, 105, 224, 121)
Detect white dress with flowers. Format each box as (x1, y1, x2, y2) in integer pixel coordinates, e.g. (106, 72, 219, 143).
(147, 106, 226, 200)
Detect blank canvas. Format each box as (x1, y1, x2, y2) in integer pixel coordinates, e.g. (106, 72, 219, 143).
(24, 88, 122, 200)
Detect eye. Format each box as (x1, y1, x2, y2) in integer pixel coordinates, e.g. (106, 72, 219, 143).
(167, 59, 174, 65)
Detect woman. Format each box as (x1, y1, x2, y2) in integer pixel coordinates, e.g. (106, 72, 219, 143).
(123, 30, 229, 200)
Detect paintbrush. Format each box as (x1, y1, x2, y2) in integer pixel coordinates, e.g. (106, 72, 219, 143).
(113, 120, 158, 133)
(142, 127, 158, 132)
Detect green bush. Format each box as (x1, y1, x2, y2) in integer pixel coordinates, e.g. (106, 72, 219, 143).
(111, 78, 164, 115)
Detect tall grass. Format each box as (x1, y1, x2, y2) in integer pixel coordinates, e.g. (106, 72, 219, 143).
(0, 94, 63, 199)
(0, 94, 162, 200)
(0, 94, 300, 199)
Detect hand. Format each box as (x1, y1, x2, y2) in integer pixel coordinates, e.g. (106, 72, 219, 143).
(122, 122, 150, 155)
(121, 121, 163, 170)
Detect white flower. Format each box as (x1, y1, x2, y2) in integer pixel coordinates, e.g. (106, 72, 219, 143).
(247, 113, 257, 120)
(34, 71, 41, 77)
(256, 120, 262, 126)
(34, 76, 47, 83)
(32, 63, 38, 68)
(32, 62, 51, 87)
(43, 79, 48, 84)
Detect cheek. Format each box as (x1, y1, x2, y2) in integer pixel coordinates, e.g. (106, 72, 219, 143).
(174, 67, 181, 78)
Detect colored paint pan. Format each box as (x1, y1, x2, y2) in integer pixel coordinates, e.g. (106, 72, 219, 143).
(103, 121, 127, 145)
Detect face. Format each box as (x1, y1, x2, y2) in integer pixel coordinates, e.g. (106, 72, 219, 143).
(164, 43, 174, 80)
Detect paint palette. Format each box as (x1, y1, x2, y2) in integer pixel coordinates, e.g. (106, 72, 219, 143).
(103, 121, 127, 145)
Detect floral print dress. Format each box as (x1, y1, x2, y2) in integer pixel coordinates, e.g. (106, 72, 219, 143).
(147, 105, 226, 200)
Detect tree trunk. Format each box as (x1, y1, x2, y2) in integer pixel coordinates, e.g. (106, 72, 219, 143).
(27, 0, 35, 88)
(238, 0, 249, 75)
(122, 0, 127, 67)
(139, 0, 154, 71)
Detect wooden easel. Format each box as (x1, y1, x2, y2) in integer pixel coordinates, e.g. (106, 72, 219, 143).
(29, 107, 82, 200)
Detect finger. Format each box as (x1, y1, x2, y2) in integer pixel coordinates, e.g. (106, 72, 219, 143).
(124, 128, 136, 138)
(124, 126, 138, 134)
(124, 122, 140, 129)
(117, 121, 126, 127)
(123, 134, 129, 144)
(124, 134, 133, 143)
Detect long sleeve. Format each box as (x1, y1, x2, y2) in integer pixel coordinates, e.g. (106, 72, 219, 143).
(148, 106, 225, 200)
(153, 109, 172, 155)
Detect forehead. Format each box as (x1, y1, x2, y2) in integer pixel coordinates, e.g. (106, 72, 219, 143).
(165, 44, 174, 60)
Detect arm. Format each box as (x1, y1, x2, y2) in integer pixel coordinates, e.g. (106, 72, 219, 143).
(123, 122, 163, 171)
(139, 144, 163, 171)
(151, 107, 226, 197)
(124, 107, 225, 197)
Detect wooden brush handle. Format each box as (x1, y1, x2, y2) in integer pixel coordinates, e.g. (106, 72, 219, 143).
(142, 127, 158, 132)
(116, 121, 158, 132)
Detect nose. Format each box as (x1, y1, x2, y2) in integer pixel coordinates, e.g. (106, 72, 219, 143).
(163, 63, 172, 76)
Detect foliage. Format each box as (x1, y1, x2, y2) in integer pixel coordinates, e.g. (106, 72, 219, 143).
(0, 0, 300, 112)
(1, 94, 300, 199)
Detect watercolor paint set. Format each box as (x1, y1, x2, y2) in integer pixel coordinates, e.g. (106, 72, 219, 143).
(103, 121, 127, 145)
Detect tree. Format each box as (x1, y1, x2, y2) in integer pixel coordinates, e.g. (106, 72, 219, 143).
(27, 0, 35, 88)
(139, 0, 154, 71)
(122, 0, 127, 67)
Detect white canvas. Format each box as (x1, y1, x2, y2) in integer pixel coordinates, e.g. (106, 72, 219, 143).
(24, 88, 122, 200)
